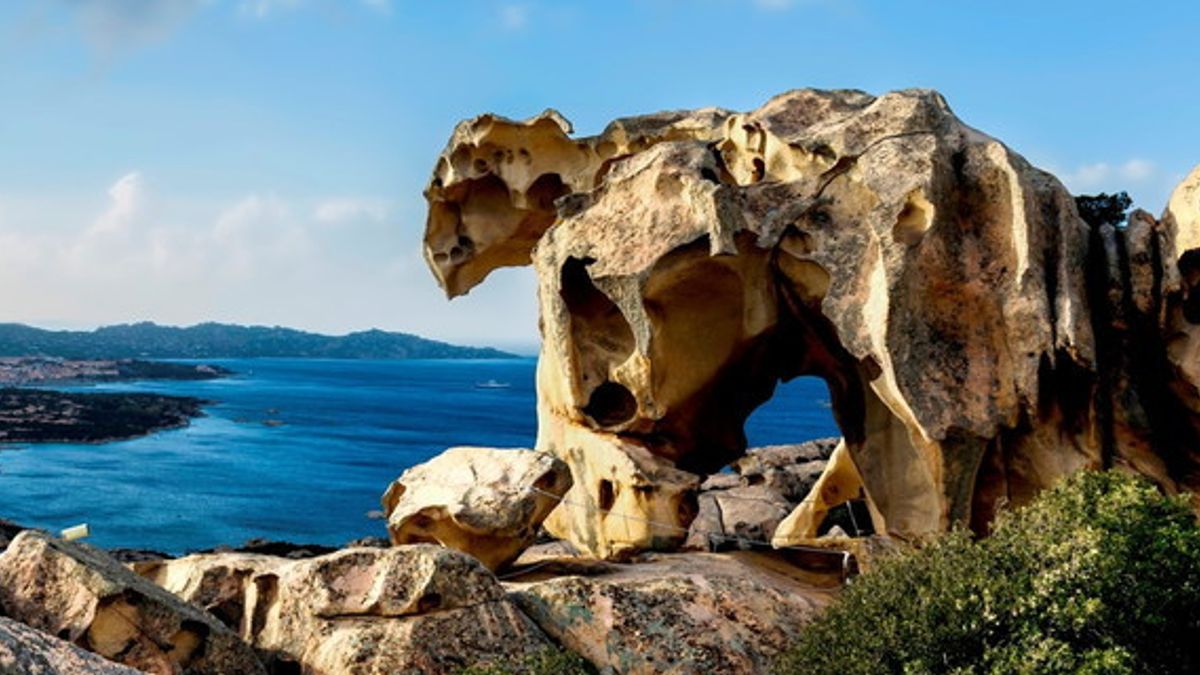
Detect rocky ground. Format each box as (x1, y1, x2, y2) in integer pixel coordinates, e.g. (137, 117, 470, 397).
(0, 441, 847, 674)
(0, 531, 842, 675)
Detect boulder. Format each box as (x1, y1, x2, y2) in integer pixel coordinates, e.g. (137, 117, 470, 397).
(422, 88, 1200, 556)
(0, 531, 265, 675)
(687, 440, 836, 551)
(686, 485, 794, 551)
(0, 616, 142, 675)
(381, 447, 572, 570)
(132, 553, 282, 634)
(538, 433, 701, 560)
(137, 545, 554, 674)
(508, 551, 836, 674)
(730, 438, 837, 502)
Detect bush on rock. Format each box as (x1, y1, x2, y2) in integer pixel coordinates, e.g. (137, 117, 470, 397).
(776, 470, 1200, 675)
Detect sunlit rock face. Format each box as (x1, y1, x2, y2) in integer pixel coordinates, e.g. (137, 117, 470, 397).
(381, 447, 572, 571)
(422, 88, 1200, 558)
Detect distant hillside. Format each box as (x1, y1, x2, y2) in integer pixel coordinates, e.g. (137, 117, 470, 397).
(0, 323, 514, 360)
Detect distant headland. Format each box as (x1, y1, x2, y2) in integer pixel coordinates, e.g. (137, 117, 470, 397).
(0, 322, 515, 360)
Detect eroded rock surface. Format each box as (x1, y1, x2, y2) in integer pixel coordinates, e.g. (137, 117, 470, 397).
(138, 545, 553, 674)
(381, 447, 572, 570)
(0, 616, 142, 675)
(507, 551, 836, 674)
(422, 88, 1200, 557)
(0, 531, 265, 675)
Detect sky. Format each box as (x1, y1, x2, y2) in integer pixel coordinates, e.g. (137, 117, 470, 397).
(0, 1, 1197, 353)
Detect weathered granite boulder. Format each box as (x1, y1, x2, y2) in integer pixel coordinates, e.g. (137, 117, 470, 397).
(137, 545, 554, 674)
(686, 440, 835, 550)
(133, 553, 281, 634)
(381, 447, 572, 570)
(0, 616, 142, 675)
(507, 551, 835, 674)
(686, 485, 794, 551)
(0, 531, 265, 675)
(422, 88, 1200, 557)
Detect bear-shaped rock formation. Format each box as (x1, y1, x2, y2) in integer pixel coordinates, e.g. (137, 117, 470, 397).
(422, 88, 1200, 559)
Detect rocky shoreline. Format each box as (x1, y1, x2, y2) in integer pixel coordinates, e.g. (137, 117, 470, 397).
(0, 388, 208, 445)
(0, 357, 228, 446)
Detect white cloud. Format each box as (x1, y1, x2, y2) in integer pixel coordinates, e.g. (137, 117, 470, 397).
(500, 4, 529, 30)
(1061, 159, 1157, 193)
(1121, 158, 1155, 182)
(237, 0, 302, 19)
(360, 0, 392, 13)
(313, 198, 392, 225)
(65, 0, 206, 57)
(90, 171, 146, 235)
(0, 175, 539, 346)
(237, 0, 392, 18)
(753, 0, 796, 9)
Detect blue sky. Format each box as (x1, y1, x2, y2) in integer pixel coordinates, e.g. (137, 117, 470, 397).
(0, 1, 1196, 352)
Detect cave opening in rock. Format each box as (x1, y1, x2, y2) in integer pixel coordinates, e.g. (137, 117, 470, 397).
(736, 375, 876, 538)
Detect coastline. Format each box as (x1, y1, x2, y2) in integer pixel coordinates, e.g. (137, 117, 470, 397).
(0, 388, 210, 445)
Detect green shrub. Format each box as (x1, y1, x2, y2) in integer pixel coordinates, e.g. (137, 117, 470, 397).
(776, 470, 1200, 674)
(460, 646, 595, 675)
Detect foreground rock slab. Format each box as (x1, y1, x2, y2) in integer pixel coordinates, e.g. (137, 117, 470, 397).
(0, 531, 265, 675)
(507, 550, 837, 674)
(138, 545, 554, 674)
(0, 616, 141, 675)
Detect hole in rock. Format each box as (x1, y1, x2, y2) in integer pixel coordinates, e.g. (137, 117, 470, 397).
(417, 593, 443, 613)
(1180, 249, 1200, 324)
(526, 173, 568, 211)
(268, 657, 303, 675)
(583, 381, 637, 428)
(817, 499, 876, 537)
(597, 479, 616, 511)
(893, 190, 935, 246)
(250, 574, 279, 638)
(561, 256, 637, 404)
(752, 158, 766, 182)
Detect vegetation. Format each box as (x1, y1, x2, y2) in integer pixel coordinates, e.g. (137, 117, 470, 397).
(0, 388, 205, 443)
(0, 322, 513, 360)
(1075, 192, 1133, 229)
(460, 646, 595, 675)
(776, 470, 1200, 675)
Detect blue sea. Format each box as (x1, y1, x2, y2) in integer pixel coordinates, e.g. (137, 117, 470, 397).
(0, 359, 836, 554)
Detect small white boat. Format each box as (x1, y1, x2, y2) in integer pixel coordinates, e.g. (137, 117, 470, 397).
(475, 379, 511, 389)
